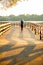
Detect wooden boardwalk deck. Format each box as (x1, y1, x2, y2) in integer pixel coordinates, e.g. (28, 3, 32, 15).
(0, 26, 43, 65)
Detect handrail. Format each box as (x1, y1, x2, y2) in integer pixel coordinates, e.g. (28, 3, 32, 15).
(0, 22, 11, 35)
(29, 22, 43, 40)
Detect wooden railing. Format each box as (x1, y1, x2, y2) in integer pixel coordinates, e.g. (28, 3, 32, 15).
(0, 22, 11, 35)
(29, 23, 43, 40)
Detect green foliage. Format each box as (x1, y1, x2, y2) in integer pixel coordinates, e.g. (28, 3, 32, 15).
(0, 0, 28, 8)
(0, 14, 43, 21)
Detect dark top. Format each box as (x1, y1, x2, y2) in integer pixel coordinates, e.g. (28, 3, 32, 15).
(21, 20, 24, 27)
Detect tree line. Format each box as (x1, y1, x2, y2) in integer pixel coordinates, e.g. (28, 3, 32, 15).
(0, 14, 43, 21)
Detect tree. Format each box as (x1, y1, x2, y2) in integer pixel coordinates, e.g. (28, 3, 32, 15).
(0, 0, 28, 8)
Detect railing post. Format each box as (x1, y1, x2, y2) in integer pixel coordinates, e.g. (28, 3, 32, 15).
(40, 27, 41, 40)
(34, 28, 36, 35)
(32, 26, 33, 31)
(30, 24, 31, 28)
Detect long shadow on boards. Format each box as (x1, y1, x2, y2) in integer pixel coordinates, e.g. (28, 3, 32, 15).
(0, 41, 43, 65)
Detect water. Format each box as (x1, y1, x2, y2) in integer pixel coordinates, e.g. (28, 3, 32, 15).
(0, 21, 43, 23)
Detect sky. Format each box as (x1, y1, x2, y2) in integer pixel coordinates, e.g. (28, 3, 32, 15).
(0, 0, 43, 16)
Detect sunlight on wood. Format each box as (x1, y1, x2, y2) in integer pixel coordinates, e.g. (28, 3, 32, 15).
(0, 25, 43, 65)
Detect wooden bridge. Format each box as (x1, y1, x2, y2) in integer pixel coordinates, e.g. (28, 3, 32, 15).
(0, 22, 43, 65)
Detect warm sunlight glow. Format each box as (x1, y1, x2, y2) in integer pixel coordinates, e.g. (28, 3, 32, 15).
(0, 0, 43, 16)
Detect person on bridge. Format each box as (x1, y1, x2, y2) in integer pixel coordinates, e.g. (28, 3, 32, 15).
(20, 19, 24, 32)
